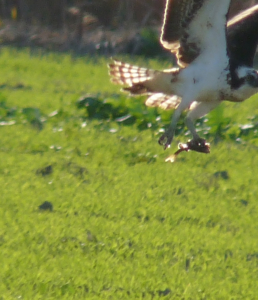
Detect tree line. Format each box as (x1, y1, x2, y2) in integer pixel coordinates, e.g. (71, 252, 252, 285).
(0, 0, 257, 29)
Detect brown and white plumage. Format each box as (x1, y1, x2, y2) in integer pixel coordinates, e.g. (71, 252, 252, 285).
(109, 60, 181, 109)
(145, 93, 181, 110)
(109, 60, 156, 87)
(108, 1, 258, 151)
(227, 4, 258, 68)
(160, 0, 206, 67)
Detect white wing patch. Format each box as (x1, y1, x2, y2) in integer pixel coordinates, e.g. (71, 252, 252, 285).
(145, 93, 181, 110)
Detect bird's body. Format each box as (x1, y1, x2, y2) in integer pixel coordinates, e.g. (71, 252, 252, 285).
(109, 0, 258, 151)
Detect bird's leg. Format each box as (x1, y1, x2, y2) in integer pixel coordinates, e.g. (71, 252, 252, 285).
(185, 116, 208, 151)
(158, 102, 186, 149)
(158, 123, 174, 149)
(165, 101, 221, 162)
(184, 101, 220, 152)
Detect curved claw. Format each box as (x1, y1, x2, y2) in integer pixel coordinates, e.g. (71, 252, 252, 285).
(158, 133, 173, 150)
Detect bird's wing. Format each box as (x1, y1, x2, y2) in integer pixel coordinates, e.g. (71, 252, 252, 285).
(145, 93, 181, 110)
(161, 0, 231, 67)
(227, 4, 258, 67)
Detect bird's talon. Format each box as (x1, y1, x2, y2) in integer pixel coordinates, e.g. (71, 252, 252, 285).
(164, 142, 171, 150)
(158, 135, 166, 146)
(158, 133, 173, 150)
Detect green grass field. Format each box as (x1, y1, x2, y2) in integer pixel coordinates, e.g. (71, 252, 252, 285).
(0, 48, 258, 299)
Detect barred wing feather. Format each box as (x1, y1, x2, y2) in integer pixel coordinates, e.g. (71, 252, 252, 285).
(145, 93, 181, 110)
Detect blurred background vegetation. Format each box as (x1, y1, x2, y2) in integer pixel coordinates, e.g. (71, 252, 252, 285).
(0, 0, 257, 56)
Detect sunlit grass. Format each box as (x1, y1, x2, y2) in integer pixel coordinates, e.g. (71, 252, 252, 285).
(0, 48, 258, 299)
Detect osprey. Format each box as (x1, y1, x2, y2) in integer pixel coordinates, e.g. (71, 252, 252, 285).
(109, 1, 258, 155)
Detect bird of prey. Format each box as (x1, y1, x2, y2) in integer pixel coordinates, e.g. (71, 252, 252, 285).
(108, 1, 258, 155)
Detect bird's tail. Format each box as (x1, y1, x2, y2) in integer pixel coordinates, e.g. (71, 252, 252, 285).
(108, 60, 160, 95)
